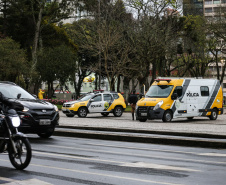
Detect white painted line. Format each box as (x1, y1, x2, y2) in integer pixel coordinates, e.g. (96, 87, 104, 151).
(31, 163, 184, 185)
(2, 179, 52, 185)
(42, 145, 226, 165)
(0, 158, 184, 185)
(121, 162, 200, 172)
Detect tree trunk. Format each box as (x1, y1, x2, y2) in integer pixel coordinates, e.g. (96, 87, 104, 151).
(31, 4, 44, 70)
(117, 75, 121, 92)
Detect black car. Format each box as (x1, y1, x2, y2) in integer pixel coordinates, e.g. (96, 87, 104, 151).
(0, 82, 59, 138)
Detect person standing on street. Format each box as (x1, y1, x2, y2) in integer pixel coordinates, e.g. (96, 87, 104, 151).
(128, 90, 138, 120)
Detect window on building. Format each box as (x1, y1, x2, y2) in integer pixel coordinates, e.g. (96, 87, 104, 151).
(201, 86, 209, 96)
(205, 0, 212, 5)
(205, 8, 213, 13)
(213, 0, 221, 4)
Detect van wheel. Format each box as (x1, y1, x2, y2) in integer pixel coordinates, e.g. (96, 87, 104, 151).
(162, 110, 172, 122)
(78, 107, 88, 118)
(139, 118, 147, 122)
(209, 109, 218, 120)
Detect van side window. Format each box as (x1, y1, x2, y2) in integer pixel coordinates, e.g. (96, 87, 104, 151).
(201, 86, 209, 96)
(173, 86, 183, 97)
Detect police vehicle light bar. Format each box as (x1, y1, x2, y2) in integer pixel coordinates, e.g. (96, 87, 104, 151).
(155, 79, 171, 83)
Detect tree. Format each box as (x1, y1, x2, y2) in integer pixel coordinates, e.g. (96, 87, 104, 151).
(206, 6, 226, 83)
(36, 45, 76, 98)
(0, 36, 28, 84)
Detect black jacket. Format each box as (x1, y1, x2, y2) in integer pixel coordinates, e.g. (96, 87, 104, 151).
(128, 94, 138, 104)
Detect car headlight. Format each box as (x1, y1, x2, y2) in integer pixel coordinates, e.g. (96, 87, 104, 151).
(54, 105, 59, 112)
(10, 116, 20, 127)
(153, 100, 164, 110)
(23, 107, 29, 112)
(135, 104, 138, 110)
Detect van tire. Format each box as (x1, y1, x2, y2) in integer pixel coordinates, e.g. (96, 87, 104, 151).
(78, 107, 88, 118)
(209, 109, 218, 120)
(139, 118, 147, 122)
(162, 110, 172, 122)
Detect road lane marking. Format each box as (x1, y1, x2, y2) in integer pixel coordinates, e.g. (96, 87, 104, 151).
(121, 162, 200, 172)
(33, 151, 125, 164)
(2, 178, 52, 185)
(198, 153, 226, 157)
(42, 145, 226, 165)
(0, 177, 14, 182)
(0, 158, 184, 185)
(33, 151, 199, 173)
(86, 143, 226, 156)
(30, 163, 184, 185)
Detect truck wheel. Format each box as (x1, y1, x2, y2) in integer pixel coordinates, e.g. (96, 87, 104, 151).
(209, 109, 218, 120)
(78, 107, 88, 118)
(162, 110, 172, 122)
(139, 118, 147, 122)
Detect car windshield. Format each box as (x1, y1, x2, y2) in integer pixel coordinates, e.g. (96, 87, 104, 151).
(0, 84, 35, 99)
(146, 85, 174, 98)
(78, 94, 94, 101)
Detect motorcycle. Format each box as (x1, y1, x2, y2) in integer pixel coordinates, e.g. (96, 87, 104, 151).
(0, 92, 32, 170)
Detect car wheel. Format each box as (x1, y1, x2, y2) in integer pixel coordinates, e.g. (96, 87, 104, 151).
(37, 129, 54, 138)
(162, 110, 172, 122)
(101, 113, 109, 117)
(113, 106, 123, 117)
(66, 113, 74, 117)
(78, 107, 88, 118)
(139, 118, 147, 122)
(209, 109, 218, 120)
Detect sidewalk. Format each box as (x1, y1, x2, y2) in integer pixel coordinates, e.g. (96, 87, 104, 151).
(55, 109, 226, 149)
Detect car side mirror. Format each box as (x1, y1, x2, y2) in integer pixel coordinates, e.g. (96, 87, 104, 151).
(32, 94, 37, 99)
(171, 93, 178, 100)
(90, 99, 94, 102)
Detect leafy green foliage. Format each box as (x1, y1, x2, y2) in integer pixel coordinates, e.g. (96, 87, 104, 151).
(0, 37, 28, 82)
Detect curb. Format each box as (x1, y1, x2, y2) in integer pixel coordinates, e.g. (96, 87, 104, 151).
(54, 127, 226, 149)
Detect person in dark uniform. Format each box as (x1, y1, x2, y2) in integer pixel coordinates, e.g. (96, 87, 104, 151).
(128, 90, 138, 120)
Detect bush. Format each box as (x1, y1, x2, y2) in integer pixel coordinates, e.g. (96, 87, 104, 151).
(43, 99, 73, 105)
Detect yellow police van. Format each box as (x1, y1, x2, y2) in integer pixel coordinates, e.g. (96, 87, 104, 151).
(62, 91, 126, 118)
(136, 78, 223, 122)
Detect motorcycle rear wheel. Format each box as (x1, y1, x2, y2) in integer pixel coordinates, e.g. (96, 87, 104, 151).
(8, 137, 32, 170)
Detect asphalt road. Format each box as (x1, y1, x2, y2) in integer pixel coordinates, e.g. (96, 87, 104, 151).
(1, 136, 226, 185)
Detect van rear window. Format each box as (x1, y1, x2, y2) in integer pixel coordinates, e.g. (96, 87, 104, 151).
(201, 86, 209, 96)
